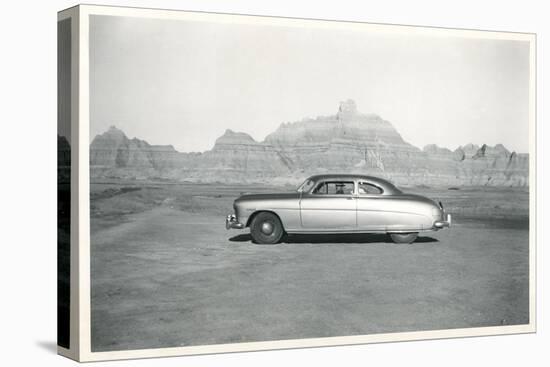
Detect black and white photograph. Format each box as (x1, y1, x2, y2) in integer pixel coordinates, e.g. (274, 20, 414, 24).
(4, 0, 550, 366)
(83, 6, 534, 356)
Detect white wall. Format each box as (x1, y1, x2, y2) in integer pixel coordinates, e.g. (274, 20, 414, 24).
(0, 1, 546, 366)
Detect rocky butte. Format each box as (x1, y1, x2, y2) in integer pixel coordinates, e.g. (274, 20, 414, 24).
(90, 100, 529, 187)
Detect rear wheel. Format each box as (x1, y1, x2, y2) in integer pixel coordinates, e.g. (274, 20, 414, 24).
(250, 212, 284, 244)
(390, 232, 418, 244)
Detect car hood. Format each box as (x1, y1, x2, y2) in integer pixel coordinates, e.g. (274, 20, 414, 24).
(235, 192, 301, 203)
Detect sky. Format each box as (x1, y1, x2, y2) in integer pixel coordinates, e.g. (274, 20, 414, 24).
(90, 14, 531, 153)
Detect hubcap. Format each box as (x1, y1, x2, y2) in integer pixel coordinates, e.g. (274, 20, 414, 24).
(261, 221, 274, 235)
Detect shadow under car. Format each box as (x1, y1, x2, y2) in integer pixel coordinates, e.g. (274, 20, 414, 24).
(229, 233, 439, 244)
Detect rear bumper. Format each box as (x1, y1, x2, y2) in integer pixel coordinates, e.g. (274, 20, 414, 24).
(434, 213, 452, 229)
(226, 214, 244, 230)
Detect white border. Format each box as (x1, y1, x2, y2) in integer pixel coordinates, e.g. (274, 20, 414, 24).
(61, 4, 537, 362)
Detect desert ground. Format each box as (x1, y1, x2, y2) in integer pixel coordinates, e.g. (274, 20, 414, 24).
(90, 181, 529, 352)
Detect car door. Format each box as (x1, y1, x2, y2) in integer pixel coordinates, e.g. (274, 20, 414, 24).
(356, 181, 388, 230)
(299, 180, 357, 230)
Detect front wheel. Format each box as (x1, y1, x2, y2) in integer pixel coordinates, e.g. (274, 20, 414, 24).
(389, 232, 418, 244)
(250, 212, 284, 244)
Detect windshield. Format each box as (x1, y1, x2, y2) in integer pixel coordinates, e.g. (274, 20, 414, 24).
(297, 179, 315, 193)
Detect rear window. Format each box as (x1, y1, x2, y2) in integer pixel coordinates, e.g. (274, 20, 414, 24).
(358, 182, 383, 195)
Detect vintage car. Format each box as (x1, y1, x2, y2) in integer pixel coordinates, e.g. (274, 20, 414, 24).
(226, 174, 451, 244)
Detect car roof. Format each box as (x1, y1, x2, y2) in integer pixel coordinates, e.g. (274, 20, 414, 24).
(305, 174, 402, 195)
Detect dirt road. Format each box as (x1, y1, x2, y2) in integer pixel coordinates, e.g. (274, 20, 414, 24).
(91, 205, 529, 352)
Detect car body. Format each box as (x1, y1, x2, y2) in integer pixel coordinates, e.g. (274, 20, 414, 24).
(226, 174, 451, 244)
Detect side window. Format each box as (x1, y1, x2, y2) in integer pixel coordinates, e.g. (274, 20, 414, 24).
(358, 182, 383, 195)
(313, 181, 355, 195)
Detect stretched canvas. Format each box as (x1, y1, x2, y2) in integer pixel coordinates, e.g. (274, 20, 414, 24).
(58, 4, 536, 362)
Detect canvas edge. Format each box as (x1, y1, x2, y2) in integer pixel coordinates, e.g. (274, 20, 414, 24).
(57, 5, 81, 362)
(80, 325, 536, 362)
(69, 4, 537, 362)
(529, 32, 537, 334)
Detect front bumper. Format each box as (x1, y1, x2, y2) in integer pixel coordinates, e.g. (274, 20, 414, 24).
(434, 213, 452, 229)
(226, 214, 244, 230)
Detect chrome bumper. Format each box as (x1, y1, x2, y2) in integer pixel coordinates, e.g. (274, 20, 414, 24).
(226, 214, 244, 230)
(434, 213, 452, 229)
